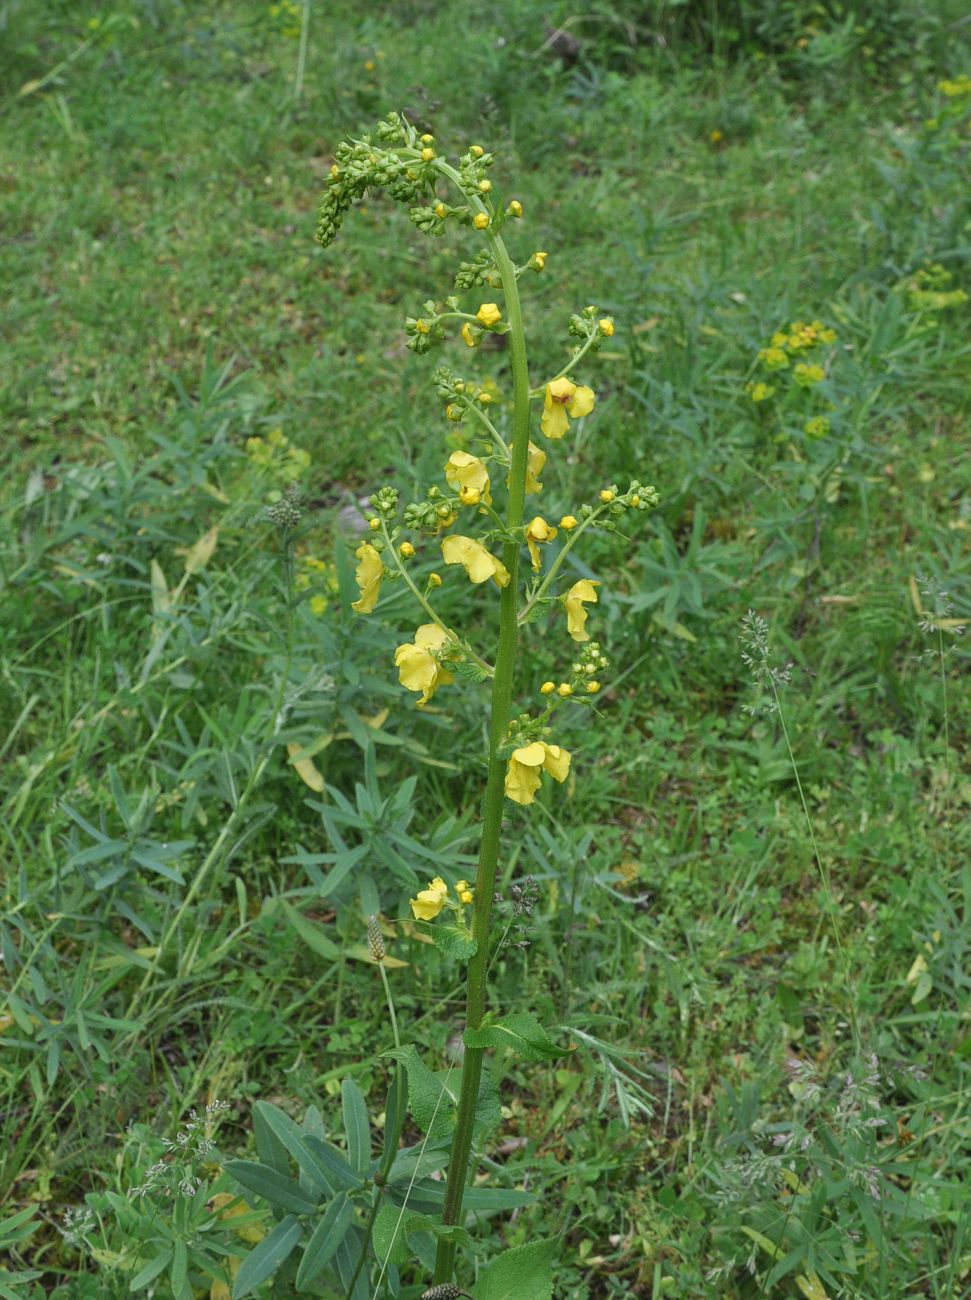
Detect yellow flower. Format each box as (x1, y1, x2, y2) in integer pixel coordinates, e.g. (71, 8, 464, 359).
(586, 680, 600, 693)
(504, 741, 572, 805)
(749, 382, 774, 402)
(456, 879, 475, 904)
(599, 489, 614, 504)
(351, 543, 383, 614)
(541, 377, 596, 439)
(709, 128, 723, 143)
(793, 362, 825, 387)
(507, 200, 523, 217)
(445, 452, 492, 505)
(394, 624, 454, 708)
(598, 318, 615, 336)
(770, 331, 788, 348)
(524, 515, 557, 571)
(461, 321, 477, 347)
(434, 201, 447, 218)
(473, 213, 490, 230)
(758, 346, 789, 371)
(524, 441, 546, 495)
(409, 875, 449, 920)
(559, 514, 578, 530)
(309, 595, 327, 616)
(442, 536, 510, 588)
(540, 680, 555, 695)
(557, 683, 572, 697)
(476, 303, 501, 328)
(564, 579, 599, 642)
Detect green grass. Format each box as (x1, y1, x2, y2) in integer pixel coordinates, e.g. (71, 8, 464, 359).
(1, 2, 970, 1297)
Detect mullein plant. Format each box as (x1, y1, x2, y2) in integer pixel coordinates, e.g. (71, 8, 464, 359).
(319, 113, 658, 1292)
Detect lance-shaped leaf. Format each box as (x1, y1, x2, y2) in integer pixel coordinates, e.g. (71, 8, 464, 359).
(232, 1214, 303, 1299)
(477, 1239, 554, 1300)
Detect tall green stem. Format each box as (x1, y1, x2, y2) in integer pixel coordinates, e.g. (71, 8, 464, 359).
(432, 229, 531, 1285)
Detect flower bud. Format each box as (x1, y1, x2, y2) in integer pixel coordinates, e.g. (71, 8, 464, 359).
(598, 318, 615, 336)
(434, 201, 447, 218)
(557, 683, 573, 697)
(368, 517, 381, 531)
(429, 572, 442, 587)
(599, 489, 615, 504)
(586, 681, 600, 693)
(507, 200, 523, 217)
(540, 681, 555, 695)
(420, 147, 435, 162)
(469, 145, 484, 158)
(478, 179, 492, 193)
(399, 541, 415, 558)
(529, 251, 547, 271)
(472, 212, 490, 230)
(560, 515, 578, 530)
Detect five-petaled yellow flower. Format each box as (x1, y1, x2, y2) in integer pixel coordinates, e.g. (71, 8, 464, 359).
(476, 303, 501, 328)
(445, 451, 492, 505)
(394, 624, 454, 707)
(564, 579, 599, 641)
(524, 516, 557, 571)
(410, 875, 449, 920)
(541, 377, 595, 440)
(504, 741, 572, 805)
(351, 543, 383, 613)
(442, 536, 510, 588)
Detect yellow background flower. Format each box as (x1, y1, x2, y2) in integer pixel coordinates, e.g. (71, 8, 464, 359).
(394, 624, 454, 707)
(351, 542, 383, 613)
(565, 578, 599, 641)
(442, 536, 510, 587)
(541, 377, 596, 439)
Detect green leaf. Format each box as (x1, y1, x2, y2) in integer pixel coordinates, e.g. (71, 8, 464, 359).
(463, 1013, 566, 1062)
(394, 1046, 457, 1137)
(463, 1185, 534, 1213)
(281, 899, 340, 961)
(382, 1065, 408, 1168)
(303, 1134, 362, 1191)
(372, 1202, 412, 1268)
(478, 1239, 554, 1300)
(129, 1250, 172, 1290)
(232, 1214, 303, 1299)
(431, 925, 478, 960)
(224, 1160, 318, 1215)
(294, 1192, 354, 1289)
(251, 1101, 339, 1195)
(341, 1078, 370, 1174)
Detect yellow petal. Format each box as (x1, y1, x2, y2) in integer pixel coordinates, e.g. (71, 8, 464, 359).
(441, 536, 510, 587)
(414, 623, 448, 650)
(565, 579, 600, 642)
(524, 441, 546, 494)
(541, 384, 571, 440)
(568, 385, 595, 418)
(445, 451, 491, 505)
(526, 536, 541, 571)
(504, 750, 544, 805)
(410, 889, 446, 920)
(351, 543, 383, 613)
(541, 743, 571, 783)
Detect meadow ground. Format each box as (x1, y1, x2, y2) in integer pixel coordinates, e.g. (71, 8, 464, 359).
(1, 2, 970, 1296)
